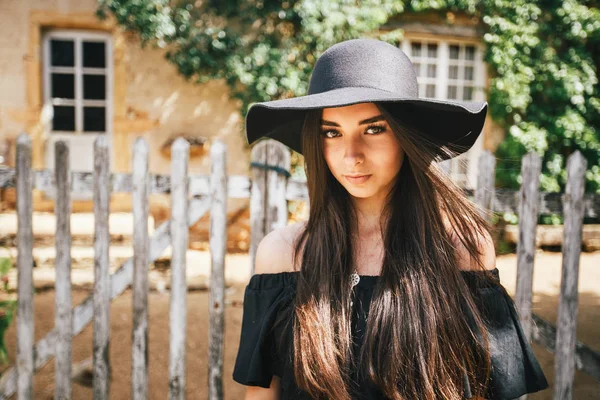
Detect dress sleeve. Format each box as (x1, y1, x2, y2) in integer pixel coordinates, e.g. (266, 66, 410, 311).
(232, 272, 294, 388)
(462, 269, 550, 400)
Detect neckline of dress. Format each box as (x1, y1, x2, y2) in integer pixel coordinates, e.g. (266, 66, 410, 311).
(269, 268, 498, 277)
(248, 268, 499, 290)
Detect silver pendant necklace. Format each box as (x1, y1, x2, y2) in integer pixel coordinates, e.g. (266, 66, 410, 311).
(350, 269, 360, 288)
(350, 269, 360, 307)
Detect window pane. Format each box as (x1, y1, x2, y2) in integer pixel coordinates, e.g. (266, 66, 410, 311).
(449, 45, 460, 59)
(464, 66, 474, 81)
(465, 46, 475, 60)
(412, 62, 421, 76)
(83, 41, 106, 68)
(427, 43, 438, 58)
(51, 73, 75, 99)
(463, 86, 474, 100)
(425, 84, 436, 98)
(83, 75, 106, 100)
(448, 65, 458, 79)
(411, 42, 422, 57)
(447, 86, 457, 99)
(83, 107, 106, 132)
(52, 106, 75, 131)
(427, 64, 437, 78)
(50, 39, 74, 67)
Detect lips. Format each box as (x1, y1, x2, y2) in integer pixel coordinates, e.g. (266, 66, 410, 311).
(344, 174, 371, 184)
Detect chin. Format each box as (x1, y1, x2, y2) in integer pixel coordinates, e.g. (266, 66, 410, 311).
(344, 186, 376, 198)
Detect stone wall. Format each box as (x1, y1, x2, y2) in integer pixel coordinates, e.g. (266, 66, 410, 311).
(0, 0, 250, 221)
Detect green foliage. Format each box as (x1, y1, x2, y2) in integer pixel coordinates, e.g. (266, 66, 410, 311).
(0, 258, 11, 293)
(489, 0, 600, 200)
(96, 0, 406, 109)
(0, 300, 16, 365)
(0, 257, 15, 365)
(97, 0, 600, 219)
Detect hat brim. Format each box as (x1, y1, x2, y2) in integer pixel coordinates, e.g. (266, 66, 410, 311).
(245, 87, 488, 160)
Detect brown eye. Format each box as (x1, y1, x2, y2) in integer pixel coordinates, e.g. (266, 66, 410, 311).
(322, 129, 340, 138)
(366, 124, 386, 134)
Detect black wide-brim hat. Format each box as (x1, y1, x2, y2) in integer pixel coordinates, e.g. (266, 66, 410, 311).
(245, 38, 488, 161)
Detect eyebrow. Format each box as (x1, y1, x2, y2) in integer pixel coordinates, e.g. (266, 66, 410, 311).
(320, 115, 386, 127)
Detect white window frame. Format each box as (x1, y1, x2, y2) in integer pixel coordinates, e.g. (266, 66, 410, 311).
(401, 37, 487, 189)
(42, 29, 113, 140)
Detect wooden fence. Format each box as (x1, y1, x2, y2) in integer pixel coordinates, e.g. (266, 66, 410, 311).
(0, 132, 599, 399)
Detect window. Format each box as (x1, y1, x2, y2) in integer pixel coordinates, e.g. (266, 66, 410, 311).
(43, 30, 112, 135)
(401, 39, 486, 189)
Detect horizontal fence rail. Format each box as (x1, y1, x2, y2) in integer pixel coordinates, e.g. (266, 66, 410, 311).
(1, 170, 600, 218)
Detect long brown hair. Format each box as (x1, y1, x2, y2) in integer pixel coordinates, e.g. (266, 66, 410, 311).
(279, 101, 501, 399)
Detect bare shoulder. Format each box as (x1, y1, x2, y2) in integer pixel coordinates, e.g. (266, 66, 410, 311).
(254, 220, 308, 275)
(442, 213, 496, 272)
(467, 227, 496, 271)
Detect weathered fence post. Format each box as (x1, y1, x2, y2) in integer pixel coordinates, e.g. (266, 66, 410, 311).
(474, 150, 495, 224)
(132, 138, 150, 400)
(169, 138, 189, 400)
(55, 141, 72, 400)
(514, 152, 542, 400)
(515, 152, 542, 338)
(437, 158, 452, 176)
(16, 133, 33, 400)
(93, 136, 111, 400)
(209, 140, 227, 400)
(554, 151, 587, 400)
(0, 137, 214, 399)
(249, 140, 290, 275)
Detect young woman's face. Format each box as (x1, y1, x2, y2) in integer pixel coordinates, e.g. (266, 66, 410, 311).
(320, 102, 404, 199)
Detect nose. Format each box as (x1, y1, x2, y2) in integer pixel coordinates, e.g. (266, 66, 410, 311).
(343, 134, 364, 167)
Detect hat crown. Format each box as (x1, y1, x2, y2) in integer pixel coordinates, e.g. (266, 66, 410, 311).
(308, 38, 419, 97)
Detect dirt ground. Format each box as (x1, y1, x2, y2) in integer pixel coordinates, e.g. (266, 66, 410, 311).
(0, 250, 599, 399)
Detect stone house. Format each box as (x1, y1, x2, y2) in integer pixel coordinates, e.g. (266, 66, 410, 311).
(0, 1, 506, 251)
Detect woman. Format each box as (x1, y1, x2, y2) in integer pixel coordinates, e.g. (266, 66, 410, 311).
(233, 38, 549, 400)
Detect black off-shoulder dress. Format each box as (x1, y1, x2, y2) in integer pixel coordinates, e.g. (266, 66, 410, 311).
(232, 268, 549, 399)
